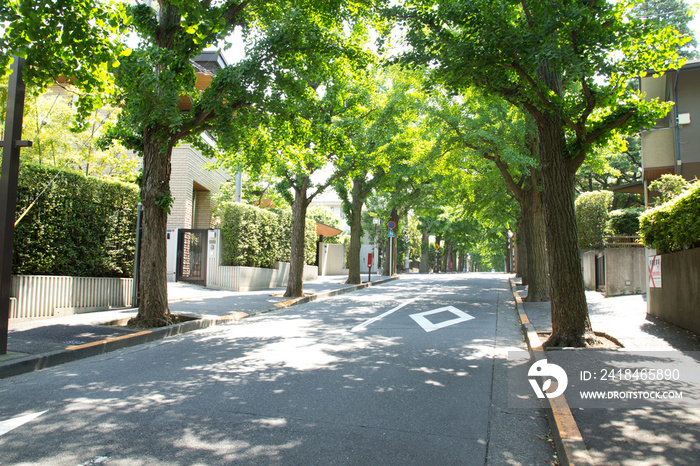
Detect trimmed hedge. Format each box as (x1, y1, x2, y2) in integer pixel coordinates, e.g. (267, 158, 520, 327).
(218, 202, 317, 267)
(607, 208, 643, 237)
(13, 163, 139, 277)
(640, 182, 700, 254)
(575, 190, 613, 250)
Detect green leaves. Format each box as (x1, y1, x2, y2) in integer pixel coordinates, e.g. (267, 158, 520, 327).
(13, 163, 139, 277)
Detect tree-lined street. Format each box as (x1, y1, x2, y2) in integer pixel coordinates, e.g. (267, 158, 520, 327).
(0, 274, 555, 465)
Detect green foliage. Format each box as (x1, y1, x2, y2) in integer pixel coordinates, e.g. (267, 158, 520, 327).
(606, 208, 644, 236)
(13, 163, 139, 277)
(1, 1, 129, 124)
(218, 203, 317, 267)
(575, 191, 614, 250)
(648, 174, 690, 205)
(640, 181, 700, 253)
(218, 202, 280, 268)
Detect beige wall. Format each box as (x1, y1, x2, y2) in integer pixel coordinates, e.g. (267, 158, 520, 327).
(648, 248, 700, 335)
(168, 143, 229, 230)
(641, 128, 675, 171)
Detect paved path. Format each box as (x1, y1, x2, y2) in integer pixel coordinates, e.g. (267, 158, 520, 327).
(0, 273, 556, 465)
(518, 286, 700, 465)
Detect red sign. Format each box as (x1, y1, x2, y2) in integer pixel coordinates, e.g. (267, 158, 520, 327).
(367, 253, 373, 268)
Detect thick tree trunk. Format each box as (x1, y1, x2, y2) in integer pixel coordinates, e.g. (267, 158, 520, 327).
(522, 188, 550, 302)
(284, 181, 309, 298)
(130, 133, 173, 328)
(534, 67, 593, 346)
(419, 226, 430, 274)
(345, 190, 364, 285)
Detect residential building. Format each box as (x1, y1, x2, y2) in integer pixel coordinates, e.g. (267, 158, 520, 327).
(640, 59, 700, 205)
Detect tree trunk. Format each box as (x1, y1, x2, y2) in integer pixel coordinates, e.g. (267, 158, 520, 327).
(521, 187, 550, 302)
(516, 219, 528, 283)
(419, 226, 430, 274)
(284, 180, 309, 298)
(345, 186, 364, 284)
(130, 132, 173, 328)
(535, 66, 593, 346)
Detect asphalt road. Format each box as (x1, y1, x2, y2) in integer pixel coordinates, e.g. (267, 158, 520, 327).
(0, 273, 555, 465)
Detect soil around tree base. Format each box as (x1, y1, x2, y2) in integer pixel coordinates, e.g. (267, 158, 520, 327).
(540, 331, 622, 349)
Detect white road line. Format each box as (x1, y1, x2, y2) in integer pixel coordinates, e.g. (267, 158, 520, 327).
(351, 296, 422, 332)
(0, 410, 48, 437)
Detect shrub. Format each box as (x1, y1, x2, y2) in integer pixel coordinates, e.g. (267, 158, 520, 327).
(648, 174, 689, 206)
(575, 190, 613, 250)
(218, 203, 318, 267)
(640, 181, 700, 254)
(13, 163, 139, 277)
(218, 202, 280, 268)
(606, 208, 643, 237)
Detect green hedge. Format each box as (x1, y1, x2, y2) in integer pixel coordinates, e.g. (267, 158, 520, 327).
(640, 182, 700, 254)
(218, 203, 317, 267)
(606, 208, 643, 237)
(575, 190, 613, 250)
(13, 163, 139, 277)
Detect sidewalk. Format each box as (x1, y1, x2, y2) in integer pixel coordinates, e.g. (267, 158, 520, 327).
(1, 275, 396, 378)
(514, 281, 700, 465)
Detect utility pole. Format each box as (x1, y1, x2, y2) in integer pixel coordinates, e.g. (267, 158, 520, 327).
(0, 57, 31, 354)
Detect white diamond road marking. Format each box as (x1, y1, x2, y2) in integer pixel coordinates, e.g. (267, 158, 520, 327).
(410, 306, 474, 332)
(0, 411, 48, 437)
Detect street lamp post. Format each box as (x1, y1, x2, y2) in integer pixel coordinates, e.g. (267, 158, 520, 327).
(0, 57, 31, 354)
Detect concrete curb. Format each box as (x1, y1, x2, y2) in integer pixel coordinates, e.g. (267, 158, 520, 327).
(0, 277, 398, 379)
(508, 278, 595, 466)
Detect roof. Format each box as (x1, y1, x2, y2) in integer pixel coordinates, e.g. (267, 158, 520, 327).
(315, 222, 342, 238)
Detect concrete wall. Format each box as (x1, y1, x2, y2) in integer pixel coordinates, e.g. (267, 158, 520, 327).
(318, 242, 348, 276)
(604, 248, 646, 296)
(648, 248, 700, 335)
(581, 251, 598, 291)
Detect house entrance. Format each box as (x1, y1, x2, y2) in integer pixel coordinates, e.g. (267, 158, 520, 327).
(176, 229, 208, 286)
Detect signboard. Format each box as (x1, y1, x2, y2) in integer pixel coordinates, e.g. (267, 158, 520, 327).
(648, 255, 662, 288)
(367, 253, 373, 268)
(388, 230, 396, 238)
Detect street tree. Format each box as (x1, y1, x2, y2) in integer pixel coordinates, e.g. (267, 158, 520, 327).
(101, 2, 371, 323)
(218, 17, 373, 297)
(334, 67, 426, 284)
(395, 0, 686, 346)
(429, 89, 549, 300)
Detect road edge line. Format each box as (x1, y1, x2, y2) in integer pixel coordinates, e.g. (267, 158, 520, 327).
(508, 277, 595, 466)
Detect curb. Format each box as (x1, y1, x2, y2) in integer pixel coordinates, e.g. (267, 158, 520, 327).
(1, 277, 398, 379)
(508, 278, 595, 466)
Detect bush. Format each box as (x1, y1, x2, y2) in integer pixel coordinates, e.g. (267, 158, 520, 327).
(575, 190, 613, 250)
(640, 181, 700, 254)
(218, 203, 317, 267)
(606, 208, 643, 236)
(13, 163, 139, 277)
(218, 202, 280, 268)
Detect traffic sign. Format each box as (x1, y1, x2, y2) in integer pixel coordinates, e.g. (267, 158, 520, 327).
(387, 221, 396, 230)
(388, 230, 396, 238)
(434, 243, 440, 250)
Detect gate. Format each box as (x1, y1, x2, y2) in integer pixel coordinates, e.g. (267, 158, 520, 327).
(176, 229, 208, 286)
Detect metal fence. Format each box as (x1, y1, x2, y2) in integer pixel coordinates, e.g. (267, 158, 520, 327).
(10, 275, 134, 320)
